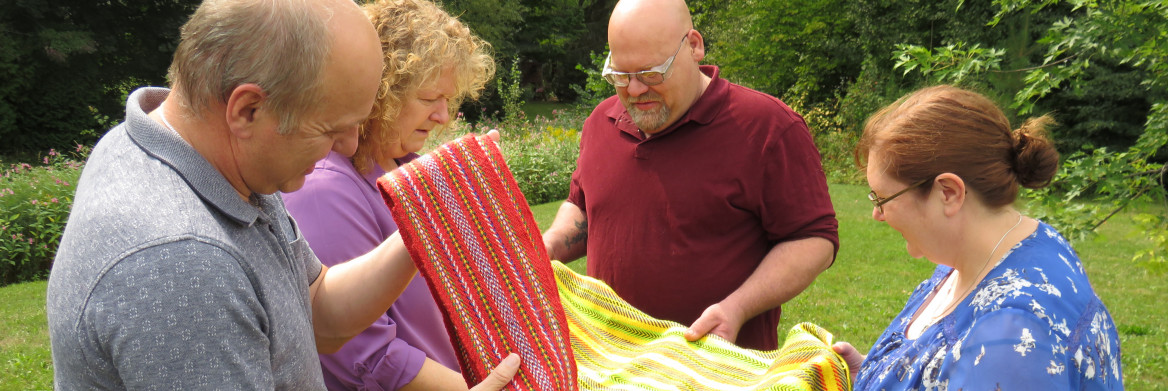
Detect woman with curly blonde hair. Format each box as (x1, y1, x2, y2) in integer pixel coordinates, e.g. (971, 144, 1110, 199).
(283, 0, 495, 389)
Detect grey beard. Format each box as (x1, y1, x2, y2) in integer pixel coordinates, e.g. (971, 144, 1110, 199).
(624, 100, 671, 133)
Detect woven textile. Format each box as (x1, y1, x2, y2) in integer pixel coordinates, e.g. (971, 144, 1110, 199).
(378, 134, 850, 390)
(555, 260, 850, 390)
(378, 134, 577, 390)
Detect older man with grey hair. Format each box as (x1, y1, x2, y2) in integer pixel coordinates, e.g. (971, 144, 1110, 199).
(46, 0, 517, 389)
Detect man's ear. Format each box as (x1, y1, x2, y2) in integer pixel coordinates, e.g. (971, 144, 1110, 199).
(934, 172, 966, 217)
(224, 83, 267, 139)
(687, 29, 706, 62)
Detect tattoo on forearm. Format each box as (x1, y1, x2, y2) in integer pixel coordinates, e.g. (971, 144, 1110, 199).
(563, 218, 588, 249)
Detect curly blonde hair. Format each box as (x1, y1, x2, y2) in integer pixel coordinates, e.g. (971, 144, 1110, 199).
(353, 0, 495, 174)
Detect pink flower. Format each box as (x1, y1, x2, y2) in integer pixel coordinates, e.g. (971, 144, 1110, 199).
(76, 143, 84, 152)
(43, 157, 49, 164)
(30, 199, 38, 205)
(51, 198, 58, 203)
(28, 238, 34, 244)
(49, 149, 58, 157)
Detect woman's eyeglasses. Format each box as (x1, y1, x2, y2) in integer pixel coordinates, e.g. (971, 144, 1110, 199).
(868, 177, 931, 214)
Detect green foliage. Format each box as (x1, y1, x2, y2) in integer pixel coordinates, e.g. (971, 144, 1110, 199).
(893, 0, 1168, 266)
(0, 145, 89, 286)
(426, 108, 583, 207)
(702, 0, 863, 102)
(497, 56, 528, 126)
(784, 90, 862, 185)
(512, 0, 615, 101)
(439, 0, 614, 106)
(498, 126, 580, 206)
(893, 43, 1006, 84)
(437, 0, 525, 56)
(0, 1, 196, 153)
(1039, 60, 1156, 152)
(836, 59, 909, 136)
(569, 49, 613, 113)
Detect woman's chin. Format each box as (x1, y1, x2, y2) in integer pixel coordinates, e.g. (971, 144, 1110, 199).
(905, 242, 925, 259)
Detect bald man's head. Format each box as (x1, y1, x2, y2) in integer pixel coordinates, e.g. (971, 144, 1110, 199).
(605, 0, 707, 134)
(609, 0, 692, 54)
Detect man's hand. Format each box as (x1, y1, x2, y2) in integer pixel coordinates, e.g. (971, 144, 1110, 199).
(469, 353, 521, 391)
(830, 342, 864, 383)
(684, 302, 746, 344)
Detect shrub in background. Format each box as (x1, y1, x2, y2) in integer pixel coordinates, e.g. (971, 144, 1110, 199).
(426, 109, 583, 206)
(499, 124, 579, 205)
(569, 49, 612, 114)
(0, 145, 89, 285)
(784, 89, 863, 185)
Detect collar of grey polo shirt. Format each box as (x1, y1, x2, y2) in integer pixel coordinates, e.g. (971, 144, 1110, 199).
(123, 87, 265, 226)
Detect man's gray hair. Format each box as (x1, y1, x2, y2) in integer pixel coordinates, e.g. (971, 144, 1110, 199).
(168, 0, 333, 134)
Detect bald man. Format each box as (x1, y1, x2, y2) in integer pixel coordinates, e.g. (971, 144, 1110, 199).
(47, 0, 517, 389)
(542, 0, 839, 351)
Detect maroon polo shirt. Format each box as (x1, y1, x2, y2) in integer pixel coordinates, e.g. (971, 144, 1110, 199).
(567, 66, 839, 350)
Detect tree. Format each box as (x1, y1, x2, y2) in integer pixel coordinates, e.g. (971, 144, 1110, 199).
(437, 0, 616, 120)
(894, 0, 1168, 266)
(700, 0, 863, 103)
(0, 0, 197, 153)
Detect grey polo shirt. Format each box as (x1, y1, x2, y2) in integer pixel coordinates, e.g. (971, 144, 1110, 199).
(47, 87, 326, 390)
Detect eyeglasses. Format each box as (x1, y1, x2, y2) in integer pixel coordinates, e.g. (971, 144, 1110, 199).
(868, 177, 932, 214)
(601, 33, 689, 87)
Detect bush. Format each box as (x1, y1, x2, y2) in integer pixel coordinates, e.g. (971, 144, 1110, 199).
(0, 145, 89, 285)
(427, 109, 582, 206)
(499, 124, 580, 205)
(784, 88, 864, 185)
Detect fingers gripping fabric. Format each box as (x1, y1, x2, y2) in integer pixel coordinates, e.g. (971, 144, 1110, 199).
(378, 134, 577, 390)
(378, 134, 851, 390)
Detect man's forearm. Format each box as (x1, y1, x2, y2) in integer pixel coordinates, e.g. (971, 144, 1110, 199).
(542, 201, 589, 262)
(310, 233, 417, 352)
(721, 237, 835, 320)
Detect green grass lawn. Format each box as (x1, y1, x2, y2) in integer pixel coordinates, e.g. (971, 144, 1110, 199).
(3, 183, 1163, 389)
(0, 280, 52, 390)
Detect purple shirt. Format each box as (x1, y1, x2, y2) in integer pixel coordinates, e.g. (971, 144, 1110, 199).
(568, 66, 839, 350)
(283, 151, 459, 390)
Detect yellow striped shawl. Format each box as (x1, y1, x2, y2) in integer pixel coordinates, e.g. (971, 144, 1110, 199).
(555, 261, 850, 390)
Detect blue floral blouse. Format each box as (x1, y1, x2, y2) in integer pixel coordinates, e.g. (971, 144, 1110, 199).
(855, 221, 1123, 390)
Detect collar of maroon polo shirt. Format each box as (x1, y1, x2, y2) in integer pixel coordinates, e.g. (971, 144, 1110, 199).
(605, 65, 728, 142)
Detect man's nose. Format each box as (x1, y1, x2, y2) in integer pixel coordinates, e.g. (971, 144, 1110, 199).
(624, 77, 650, 97)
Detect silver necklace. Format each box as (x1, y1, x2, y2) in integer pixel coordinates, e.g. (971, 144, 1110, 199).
(929, 212, 1024, 324)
